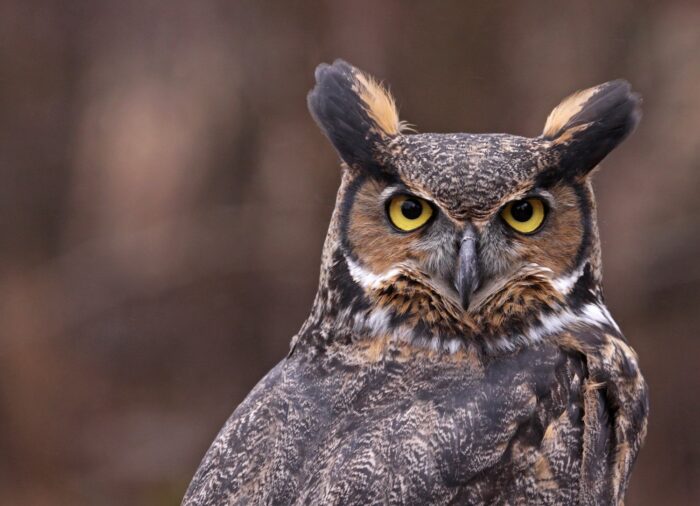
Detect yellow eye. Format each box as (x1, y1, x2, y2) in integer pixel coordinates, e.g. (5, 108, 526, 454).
(387, 194, 434, 232)
(501, 197, 546, 234)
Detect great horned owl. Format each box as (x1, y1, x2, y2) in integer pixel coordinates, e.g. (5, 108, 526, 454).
(183, 60, 648, 505)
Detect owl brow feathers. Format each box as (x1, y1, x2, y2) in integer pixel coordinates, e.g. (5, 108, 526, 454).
(307, 59, 406, 172)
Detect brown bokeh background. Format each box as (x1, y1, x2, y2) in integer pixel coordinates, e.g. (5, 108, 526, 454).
(1, 1, 699, 504)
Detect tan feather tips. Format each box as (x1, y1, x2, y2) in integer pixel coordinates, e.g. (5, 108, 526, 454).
(307, 60, 404, 170)
(541, 80, 642, 175)
(354, 71, 403, 136)
(542, 86, 599, 139)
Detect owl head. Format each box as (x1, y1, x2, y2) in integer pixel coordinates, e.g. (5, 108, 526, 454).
(303, 60, 640, 353)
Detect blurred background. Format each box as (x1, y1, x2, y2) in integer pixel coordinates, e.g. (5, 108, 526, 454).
(1, 1, 699, 504)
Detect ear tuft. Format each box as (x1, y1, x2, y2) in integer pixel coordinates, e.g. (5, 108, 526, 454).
(307, 60, 403, 170)
(542, 80, 641, 175)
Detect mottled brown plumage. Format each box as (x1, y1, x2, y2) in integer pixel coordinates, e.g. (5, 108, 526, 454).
(183, 60, 648, 505)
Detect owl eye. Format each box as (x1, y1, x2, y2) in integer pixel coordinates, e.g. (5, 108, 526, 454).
(501, 197, 546, 234)
(387, 194, 434, 232)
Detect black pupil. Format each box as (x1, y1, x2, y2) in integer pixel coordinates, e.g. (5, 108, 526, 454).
(511, 200, 533, 222)
(401, 199, 423, 220)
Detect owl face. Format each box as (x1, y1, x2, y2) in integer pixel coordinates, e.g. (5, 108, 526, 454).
(340, 136, 589, 311)
(308, 60, 640, 348)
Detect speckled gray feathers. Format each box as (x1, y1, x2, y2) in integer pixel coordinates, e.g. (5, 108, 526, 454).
(389, 133, 550, 219)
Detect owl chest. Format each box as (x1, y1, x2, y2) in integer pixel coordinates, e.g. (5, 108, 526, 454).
(282, 348, 585, 504)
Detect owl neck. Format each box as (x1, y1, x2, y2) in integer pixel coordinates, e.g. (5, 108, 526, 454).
(294, 178, 369, 349)
(582, 178, 604, 286)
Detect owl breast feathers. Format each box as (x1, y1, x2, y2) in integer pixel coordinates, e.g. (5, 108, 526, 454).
(183, 60, 648, 506)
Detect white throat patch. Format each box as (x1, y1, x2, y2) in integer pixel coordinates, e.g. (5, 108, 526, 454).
(345, 256, 401, 290)
(551, 262, 587, 295)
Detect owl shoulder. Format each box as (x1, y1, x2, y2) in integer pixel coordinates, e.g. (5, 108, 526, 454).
(182, 360, 290, 505)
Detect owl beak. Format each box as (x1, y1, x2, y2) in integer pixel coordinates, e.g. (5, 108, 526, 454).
(455, 226, 480, 310)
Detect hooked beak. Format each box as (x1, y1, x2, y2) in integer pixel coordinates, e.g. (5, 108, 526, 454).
(455, 225, 480, 309)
